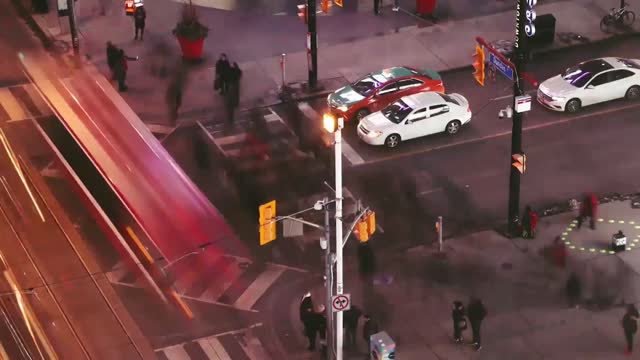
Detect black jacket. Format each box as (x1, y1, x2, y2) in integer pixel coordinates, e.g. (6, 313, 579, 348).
(134, 7, 146, 26)
(467, 300, 487, 323)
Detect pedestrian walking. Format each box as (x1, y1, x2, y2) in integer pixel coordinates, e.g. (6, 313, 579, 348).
(114, 49, 137, 92)
(362, 314, 379, 352)
(623, 304, 640, 355)
(166, 66, 186, 125)
(373, 0, 380, 15)
(214, 53, 230, 95)
(300, 292, 316, 350)
(467, 297, 487, 351)
(224, 62, 241, 125)
(565, 272, 582, 308)
(106, 41, 119, 80)
(344, 305, 362, 349)
(452, 301, 467, 343)
(300, 292, 314, 324)
(133, 6, 146, 40)
(577, 192, 598, 230)
(521, 205, 539, 239)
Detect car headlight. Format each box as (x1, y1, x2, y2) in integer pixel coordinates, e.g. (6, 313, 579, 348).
(337, 105, 348, 112)
(367, 130, 382, 138)
(551, 95, 565, 101)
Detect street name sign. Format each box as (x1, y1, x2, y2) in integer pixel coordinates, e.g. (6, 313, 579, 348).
(489, 52, 514, 81)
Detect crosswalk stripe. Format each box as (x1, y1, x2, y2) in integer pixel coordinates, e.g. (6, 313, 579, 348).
(199, 258, 245, 303)
(233, 266, 285, 310)
(0, 88, 28, 121)
(162, 345, 191, 360)
(198, 337, 232, 360)
(239, 335, 270, 360)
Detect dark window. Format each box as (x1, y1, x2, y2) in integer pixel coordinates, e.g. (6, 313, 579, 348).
(382, 100, 413, 124)
(589, 72, 611, 87)
(563, 59, 614, 87)
(378, 83, 399, 95)
(409, 108, 427, 122)
(429, 104, 449, 117)
(438, 93, 460, 105)
(612, 69, 635, 81)
(397, 79, 423, 90)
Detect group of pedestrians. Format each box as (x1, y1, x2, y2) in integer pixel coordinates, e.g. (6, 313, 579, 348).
(214, 53, 243, 125)
(452, 297, 487, 351)
(106, 41, 138, 92)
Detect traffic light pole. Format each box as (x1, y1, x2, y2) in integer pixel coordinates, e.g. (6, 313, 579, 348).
(507, 0, 529, 235)
(307, 0, 318, 89)
(324, 198, 334, 360)
(334, 118, 344, 360)
(66, 0, 80, 56)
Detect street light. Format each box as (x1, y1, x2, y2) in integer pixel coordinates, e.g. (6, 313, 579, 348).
(323, 112, 345, 360)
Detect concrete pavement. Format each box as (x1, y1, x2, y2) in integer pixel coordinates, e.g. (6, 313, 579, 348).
(288, 199, 640, 359)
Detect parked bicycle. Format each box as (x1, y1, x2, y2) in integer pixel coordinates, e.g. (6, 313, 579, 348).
(600, 2, 635, 32)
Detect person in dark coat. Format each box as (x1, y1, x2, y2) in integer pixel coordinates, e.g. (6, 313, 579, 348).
(344, 305, 362, 349)
(133, 6, 146, 40)
(565, 272, 582, 308)
(106, 41, 119, 80)
(467, 298, 487, 351)
(114, 49, 137, 92)
(300, 292, 315, 350)
(577, 193, 598, 230)
(521, 205, 539, 239)
(166, 66, 187, 126)
(452, 301, 466, 343)
(362, 314, 379, 352)
(373, 0, 380, 15)
(314, 305, 327, 355)
(224, 62, 242, 125)
(623, 304, 639, 355)
(214, 53, 230, 95)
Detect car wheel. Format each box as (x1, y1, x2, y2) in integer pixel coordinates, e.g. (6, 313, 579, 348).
(625, 86, 640, 100)
(355, 109, 370, 121)
(384, 134, 401, 148)
(445, 120, 462, 135)
(565, 99, 581, 113)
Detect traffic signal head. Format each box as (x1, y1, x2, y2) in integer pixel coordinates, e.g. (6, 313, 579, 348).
(365, 211, 376, 236)
(472, 45, 485, 86)
(512, 153, 526, 174)
(355, 220, 369, 242)
(297, 4, 308, 24)
(259, 200, 277, 245)
(321, 0, 331, 13)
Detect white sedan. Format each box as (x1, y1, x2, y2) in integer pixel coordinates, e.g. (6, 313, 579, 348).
(537, 57, 640, 113)
(357, 91, 471, 148)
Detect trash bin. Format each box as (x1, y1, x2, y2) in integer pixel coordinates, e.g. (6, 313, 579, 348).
(530, 14, 556, 47)
(416, 0, 436, 16)
(32, 0, 49, 13)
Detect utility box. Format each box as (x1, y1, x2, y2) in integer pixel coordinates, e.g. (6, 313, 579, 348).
(370, 331, 396, 359)
(612, 231, 627, 252)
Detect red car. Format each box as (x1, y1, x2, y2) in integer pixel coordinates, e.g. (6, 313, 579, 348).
(327, 66, 445, 122)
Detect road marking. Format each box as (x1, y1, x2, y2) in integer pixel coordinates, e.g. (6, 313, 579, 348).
(418, 188, 444, 196)
(358, 101, 640, 167)
(199, 337, 232, 360)
(298, 102, 365, 165)
(161, 344, 191, 360)
(240, 335, 270, 360)
(233, 266, 286, 310)
(155, 323, 264, 352)
(146, 123, 174, 135)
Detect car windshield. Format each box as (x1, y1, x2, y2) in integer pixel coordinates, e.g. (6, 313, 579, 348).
(562, 60, 613, 87)
(351, 76, 382, 96)
(439, 93, 459, 105)
(382, 100, 413, 124)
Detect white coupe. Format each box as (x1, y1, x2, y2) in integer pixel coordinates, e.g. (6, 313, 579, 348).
(537, 57, 640, 113)
(357, 91, 471, 148)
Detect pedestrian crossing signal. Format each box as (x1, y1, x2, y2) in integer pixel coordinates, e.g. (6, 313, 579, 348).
(321, 0, 331, 13)
(259, 200, 277, 245)
(298, 4, 308, 24)
(512, 153, 526, 174)
(472, 45, 485, 86)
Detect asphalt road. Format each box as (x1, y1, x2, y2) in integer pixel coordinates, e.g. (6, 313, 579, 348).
(268, 34, 640, 249)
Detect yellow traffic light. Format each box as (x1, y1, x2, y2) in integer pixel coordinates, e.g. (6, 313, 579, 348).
(321, 0, 331, 13)
(472, 45, 485, 86)
(355, 220, 369, 242)
(334, 0, 342, 7)
(297, 4, 308, 24)
(365, 211, 376, 236)
(323, 113, 336, 133)
(512, 153, 526, 174)
(259, 200, 277, 245)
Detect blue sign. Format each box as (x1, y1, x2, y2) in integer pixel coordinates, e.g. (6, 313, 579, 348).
(489, 52, 514, 81)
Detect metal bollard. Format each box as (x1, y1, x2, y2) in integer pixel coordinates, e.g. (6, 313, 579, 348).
(280, 53, 286, 89)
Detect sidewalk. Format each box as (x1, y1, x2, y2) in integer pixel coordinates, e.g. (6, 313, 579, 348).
(25, 0, 640, 127)
(290, 199, 640, 359)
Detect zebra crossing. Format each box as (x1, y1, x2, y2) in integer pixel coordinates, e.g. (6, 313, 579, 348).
(107, 254, 301, 311)
(155, 329, 271, 360)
